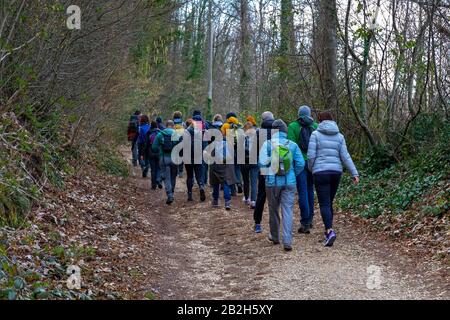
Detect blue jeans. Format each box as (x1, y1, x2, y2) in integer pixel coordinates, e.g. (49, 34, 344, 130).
(185, 164, 204, 193)
(142, 157, 150, 177)
(314, 173, 342, 230)
(212, 184, 231, 202)
(149, 156, 161, 188)
(241, 165, 259, 201)
(160, 156, 178, 199)
(267, 185, 296, 247)
(296, 167, 315, 227)
(202, 162, 209, 186)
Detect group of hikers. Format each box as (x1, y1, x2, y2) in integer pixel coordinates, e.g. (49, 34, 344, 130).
(127, 106, 359, 251)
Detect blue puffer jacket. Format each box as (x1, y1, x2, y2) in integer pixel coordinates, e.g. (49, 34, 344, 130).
(259, 132, 304, 187)
(307, 121, 359, 177)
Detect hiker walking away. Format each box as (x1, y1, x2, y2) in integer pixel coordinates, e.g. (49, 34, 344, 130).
(240, 120, 259, 209)
(152, 120, 181, 205)
(145, 120, 163, 190)
(173, 111, 186, 179)
(259, 120, 304, 251)
(156, 116, 165, 131)
(207, 124, 239, 210)
(127, 110, 141, 167)
(185, 119, 206, 202)
(210, 114, 224, 130)
(225, 113, 243, 196)
(307, 112, 359, 247)
(288, 105, 318, 234)
(192, 110, 209, 186)
(253, 111, 275, 233)
(137, 115, 151, 178)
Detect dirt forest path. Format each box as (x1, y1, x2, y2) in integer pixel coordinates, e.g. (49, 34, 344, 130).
(124, 150, 449, 300)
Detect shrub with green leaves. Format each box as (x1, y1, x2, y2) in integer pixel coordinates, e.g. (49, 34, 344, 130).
(337, 124, 450, 218)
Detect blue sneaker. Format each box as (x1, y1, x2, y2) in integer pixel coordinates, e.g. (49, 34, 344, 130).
(324, 230, 337, 247)
(255, 224, 263, 234)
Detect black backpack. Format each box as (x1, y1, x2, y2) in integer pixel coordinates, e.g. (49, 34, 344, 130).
(162, 134, 174, 153)
(298, 118, 314, 153)
(299, 126, 313, 153)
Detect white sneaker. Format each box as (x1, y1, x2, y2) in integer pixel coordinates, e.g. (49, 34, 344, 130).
(250, 201, 256, 209)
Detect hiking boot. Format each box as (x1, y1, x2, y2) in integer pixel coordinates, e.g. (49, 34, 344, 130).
(225, 201, 231, 211)
(267, 235, 280, 245)
(250, 201, 256, 209)
(255, 224, 263, 234)
(324, 230, 337, 247)
(298, 225, 311, 234)
(200, 189, 206, 202)
(212, 199, 219, 207)
(158, 183, 163, 189)
(237, 185, 243, 194)
(187, 193, 193, 202)
(151, 185, 157, 191)
(166, 197, 174, 205)
(283, 245, 293, 252)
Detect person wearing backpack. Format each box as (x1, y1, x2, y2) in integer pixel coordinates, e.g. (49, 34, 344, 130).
(185, 120, 206, 202)
(288, 105, 319, 234)
(308, 112, 359, 247)
(259, 120, 304, 252)
(192, 110, 209, 186)
(225, 113, 243, 196)
(240, 121, 259, 209)
(145, 120, 163, 190)
(173, 111, 186, 179)
(152, 120, 181, 205)
(137, 115, 151, 178)
(128, 110, 141, 167)
(253, 111, 275, 233)
(156, 116, 165, 131)
(207, 123, 239, 210)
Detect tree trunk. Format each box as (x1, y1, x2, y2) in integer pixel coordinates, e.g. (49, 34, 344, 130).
(239, 0, 251, 112)
(315, 0, 338, 116)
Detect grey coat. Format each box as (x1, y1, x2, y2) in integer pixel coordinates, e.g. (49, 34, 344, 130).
(307, 121, 359, 177)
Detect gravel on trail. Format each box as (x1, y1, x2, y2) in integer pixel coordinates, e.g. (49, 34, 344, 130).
(129, 163, 449, 300)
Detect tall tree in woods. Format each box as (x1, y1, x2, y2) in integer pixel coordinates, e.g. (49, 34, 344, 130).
(278, 0, 295, 118)
(313, 0, 338, 116)
(207, 0, 214, 119)
(239, 0, 252, 111)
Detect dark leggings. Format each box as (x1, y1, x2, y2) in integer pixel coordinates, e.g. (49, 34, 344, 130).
(314, 173, 342, 230)
(253, 174, 266, 225)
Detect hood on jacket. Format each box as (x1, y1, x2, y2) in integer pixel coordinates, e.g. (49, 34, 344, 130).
(318, 121, 340, 135)
(227, 117, 239, 125)
(212, 121, 223, 128)
(192, 115, 203, 122)
(261, 118, 275, 129)
(298, 115, 314, 127)
(161, 128, 175, 136)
